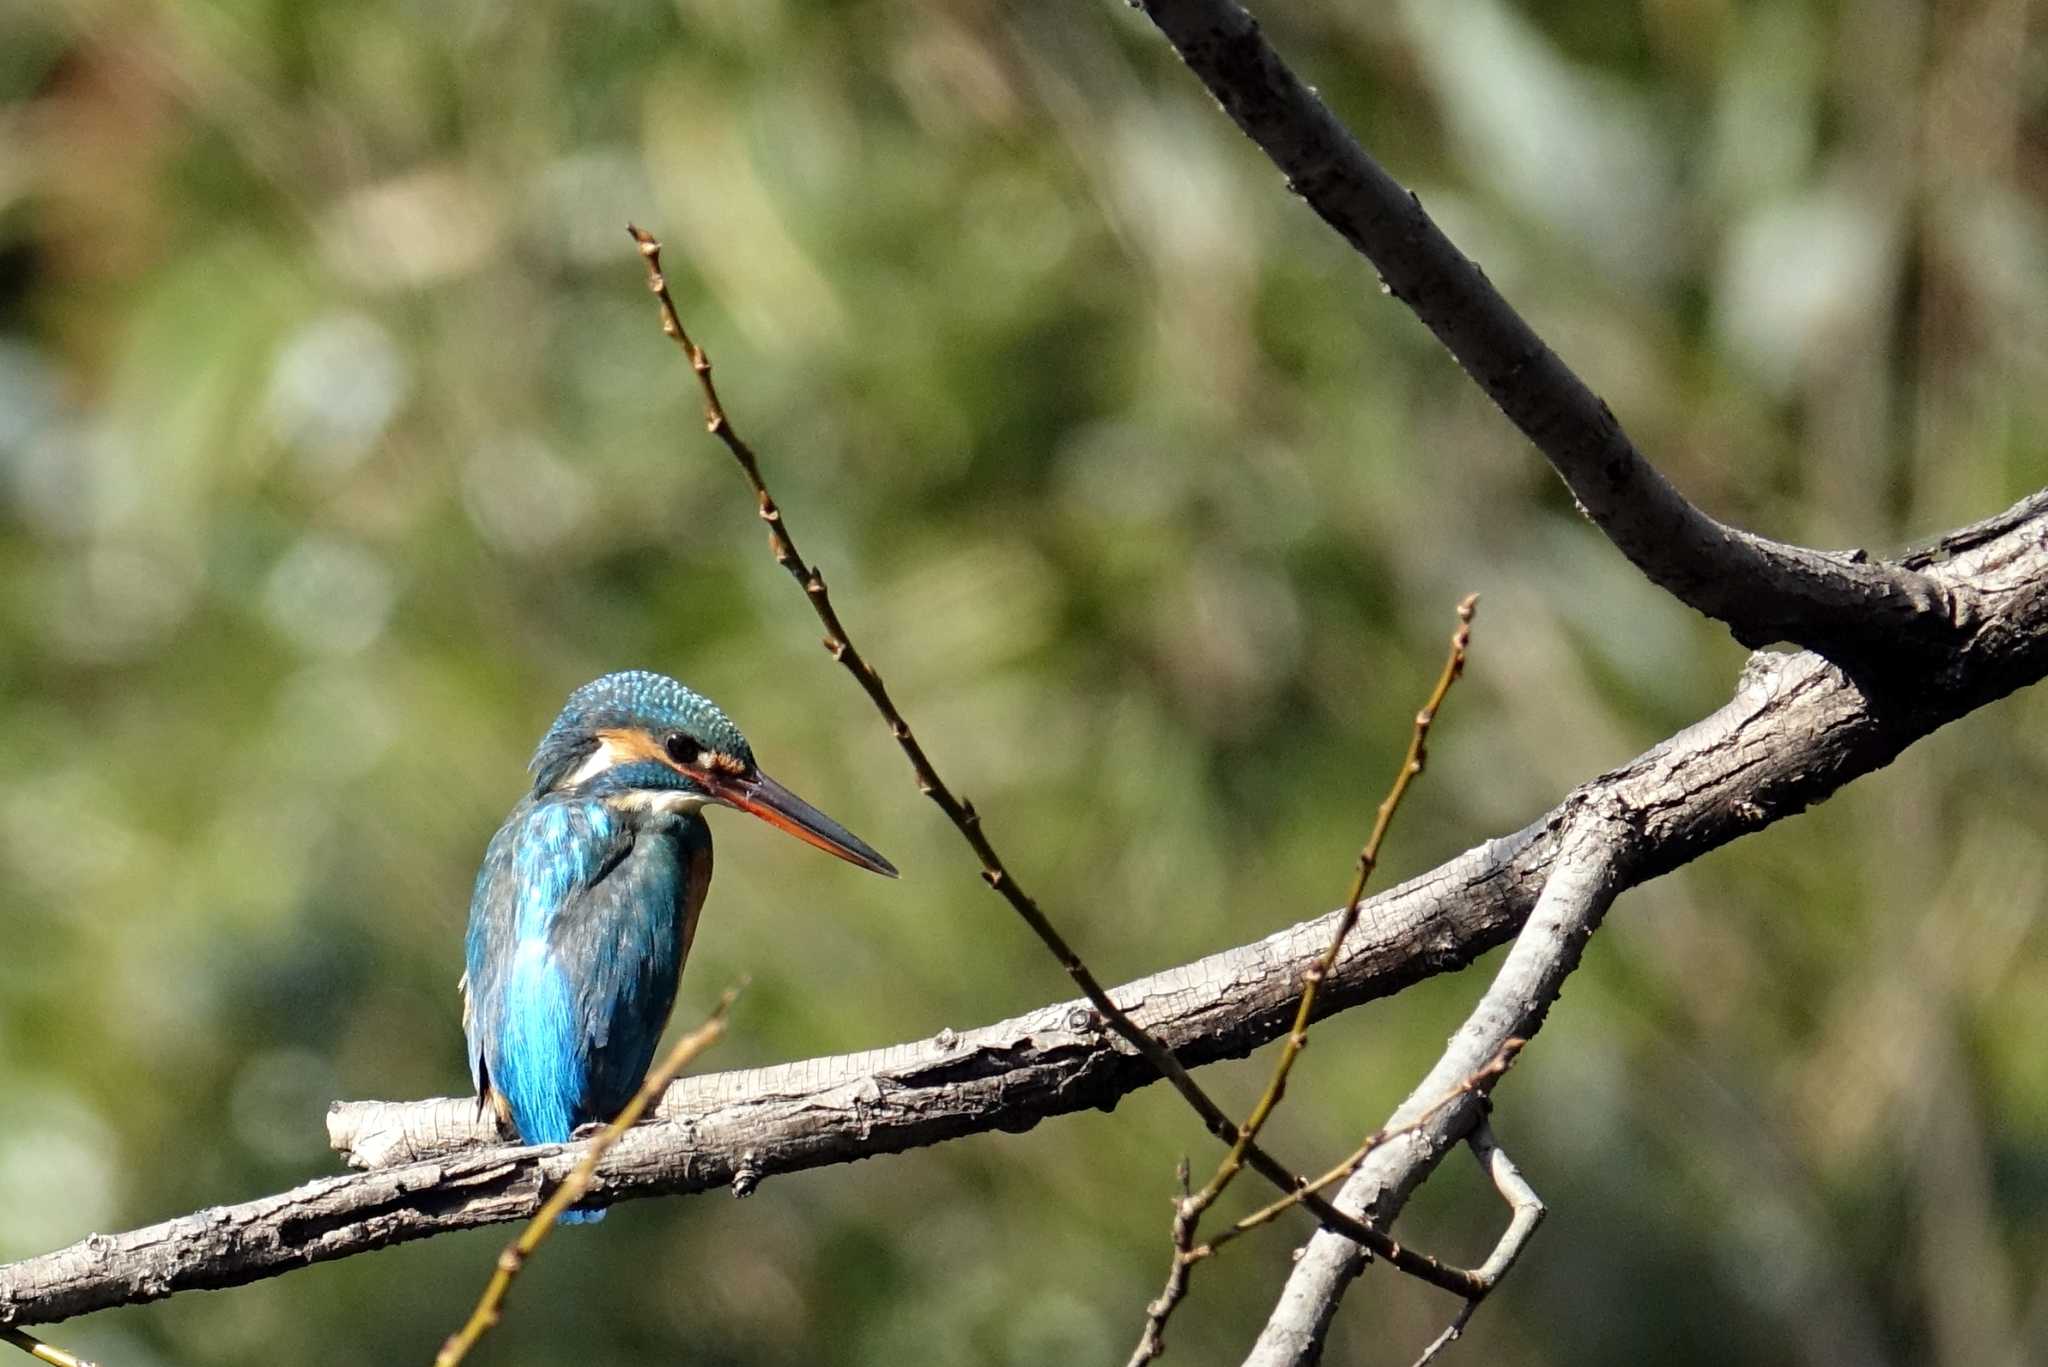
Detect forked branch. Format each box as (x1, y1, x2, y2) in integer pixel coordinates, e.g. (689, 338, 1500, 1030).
(1131, 1042, 1521, 1367)
(1246, 813, 1622, 1367)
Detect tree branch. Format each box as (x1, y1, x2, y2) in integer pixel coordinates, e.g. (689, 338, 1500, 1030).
(2, 1328, 95, 1367)
(1129, 0, 1972, 663)
(4, 493, 2044, 1332)
(1406, 1120, 1545, 1367)
(1244, 814, 1620, 1367)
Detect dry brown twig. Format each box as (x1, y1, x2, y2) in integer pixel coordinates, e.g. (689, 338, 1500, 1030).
(1, 1328, 96, 1367)
(1216, 596, 1478, 1188)
(1131, 1040, 1522, 1367)
(432, 988, 739, 1367)
(1127, 595, 1482, 1366)
(625, 223, 1493, 1299)
(1207, 1039, 1523, 1260)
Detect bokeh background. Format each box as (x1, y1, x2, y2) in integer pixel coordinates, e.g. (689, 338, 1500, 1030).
(4, 1, 2048, 1363)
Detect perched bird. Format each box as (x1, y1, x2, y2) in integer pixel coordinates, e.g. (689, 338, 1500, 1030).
(461, 670, 895, 1220)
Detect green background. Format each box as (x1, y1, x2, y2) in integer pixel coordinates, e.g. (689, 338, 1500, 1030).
(4, 1, 2046, 1363)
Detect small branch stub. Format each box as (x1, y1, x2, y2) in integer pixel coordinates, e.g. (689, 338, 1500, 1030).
(2, 1328, 97, 1367)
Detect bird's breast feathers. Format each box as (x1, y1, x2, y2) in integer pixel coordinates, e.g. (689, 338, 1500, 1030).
(464, 793, 704, 1145)
(509, 801, 621, 939)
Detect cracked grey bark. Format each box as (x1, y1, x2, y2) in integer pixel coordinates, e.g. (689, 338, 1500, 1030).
(4, 491, 2045, 1332)
(1229, 488, 2048, 1364)
(1131, 0, 1967, 663)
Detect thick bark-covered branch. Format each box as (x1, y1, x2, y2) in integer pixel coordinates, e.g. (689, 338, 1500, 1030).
(2, 493, 2042, 1331)
(1131, 0, 1970, 663)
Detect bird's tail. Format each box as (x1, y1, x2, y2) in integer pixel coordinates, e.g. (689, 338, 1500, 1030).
(556, 1206, 606, 1225)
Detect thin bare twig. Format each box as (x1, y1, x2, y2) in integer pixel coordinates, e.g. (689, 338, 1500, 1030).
(433, 988, 739, 1367)
(626, 224, 1484, 1298)
(1208, 596, 1477, 1197)
(1127, 598, 1480, 1366)
(1, 1329, 95, 1367)
(1128, 1040, 1518, 1367)
(1207, 1041, 1523, 1259)
(1130, 1174, 1204, 1367)
(1406, 1117, 1546, 1367)
(1408, 1303, 1475, 1367)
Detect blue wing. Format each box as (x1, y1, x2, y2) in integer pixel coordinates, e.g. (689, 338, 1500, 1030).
(462, 797, 711, 1151)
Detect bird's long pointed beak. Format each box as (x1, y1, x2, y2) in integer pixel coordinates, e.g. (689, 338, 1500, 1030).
(712, 769, 898, 877)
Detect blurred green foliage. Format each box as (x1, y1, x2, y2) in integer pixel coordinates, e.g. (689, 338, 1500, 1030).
(3, 1, 2047, 1364)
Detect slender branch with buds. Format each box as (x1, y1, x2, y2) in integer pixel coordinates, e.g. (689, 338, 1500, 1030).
(627, 224, 1487, 1297)
(1127, 596, 1480, 1365)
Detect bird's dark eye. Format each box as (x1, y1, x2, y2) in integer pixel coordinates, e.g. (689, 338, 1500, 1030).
(664, 733, 702, 767)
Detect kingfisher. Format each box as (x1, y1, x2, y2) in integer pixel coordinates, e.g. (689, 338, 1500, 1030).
(461, 670, 896, 1220)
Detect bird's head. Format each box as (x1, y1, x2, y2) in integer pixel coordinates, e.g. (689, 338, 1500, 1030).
(530, 670, 897, 877)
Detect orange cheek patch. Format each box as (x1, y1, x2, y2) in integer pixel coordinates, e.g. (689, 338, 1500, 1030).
(597, 727, 746, 782)
(594, 728, 670, 769)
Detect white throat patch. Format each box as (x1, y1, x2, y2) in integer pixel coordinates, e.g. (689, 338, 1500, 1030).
(563, 734, 634, 787)
(623, 789, 710, 815)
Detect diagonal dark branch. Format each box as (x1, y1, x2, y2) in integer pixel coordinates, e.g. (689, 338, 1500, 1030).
(1129, 0, 1971, 663)
(3, 493, 2045, 1334)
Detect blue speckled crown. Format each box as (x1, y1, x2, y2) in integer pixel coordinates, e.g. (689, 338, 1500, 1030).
(530, 671, 754, 790)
